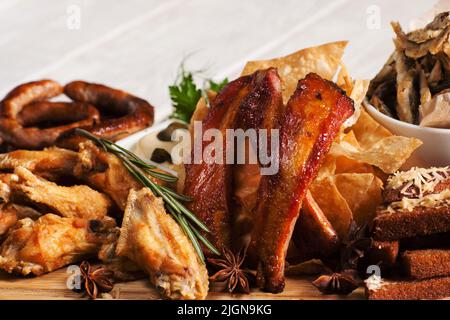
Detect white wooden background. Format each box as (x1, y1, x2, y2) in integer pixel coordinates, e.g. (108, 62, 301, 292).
(0, 0, 443, 122)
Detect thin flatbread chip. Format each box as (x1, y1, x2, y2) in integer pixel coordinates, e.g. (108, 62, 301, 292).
(334, 173, 383, 226)
(352, 108, 391, 148)
(330, 109, 422, 173)
(334, 156, 374, 175)
(310, 176, 353, 240)
(241, 41, 348, 102)
(330, 135, 422, 174)
(343, 79, 370, 128)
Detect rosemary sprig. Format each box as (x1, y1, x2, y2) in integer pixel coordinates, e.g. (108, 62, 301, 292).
(75, 129, 220, 261)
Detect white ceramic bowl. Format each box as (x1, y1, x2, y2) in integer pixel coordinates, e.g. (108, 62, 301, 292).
(364, 101, 450, 168)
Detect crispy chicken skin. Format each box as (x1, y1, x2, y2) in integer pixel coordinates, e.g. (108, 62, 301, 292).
(0, 173, 16, 203)
(250, 73, 354, 292)
(0, 205, 19, 237)
(74, 141, 141, 210)
(0, 147, 78, 178)
(0, 203, 41, 236)
(0, 142, 141, 212)
(9, 166, 112, 219)
(0, 214, 116, 275)
(98, 227, 144, 281)
(116, 188, 209, 300)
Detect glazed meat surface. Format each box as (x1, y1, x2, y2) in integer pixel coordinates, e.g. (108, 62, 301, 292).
(184, 68, 284, 255)
(250, 73, 354, 292)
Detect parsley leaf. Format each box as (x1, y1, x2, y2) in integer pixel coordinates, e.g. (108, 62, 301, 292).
(169, 67, 228, 123)
(207, 78, 229, 93)
(169, 71, 202, 123)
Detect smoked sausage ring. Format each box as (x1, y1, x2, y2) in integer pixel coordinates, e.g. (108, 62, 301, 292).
(0, 80, 100, 150)
(56, 81, 154, 149)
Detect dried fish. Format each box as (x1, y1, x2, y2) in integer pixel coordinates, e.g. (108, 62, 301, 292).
(417, 63, 432, 106)
(394, 50, 419, 123)
(407, 12, 450, 44)
(392, 12, 450, 59)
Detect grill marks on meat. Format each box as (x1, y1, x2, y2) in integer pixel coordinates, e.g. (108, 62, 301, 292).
(250, 73, 354, 292)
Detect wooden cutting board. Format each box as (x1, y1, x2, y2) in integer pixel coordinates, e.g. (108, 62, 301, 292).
(0, 269, 365, 300)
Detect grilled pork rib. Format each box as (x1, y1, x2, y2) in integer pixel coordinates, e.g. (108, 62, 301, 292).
(250, 73, 354, 292)
(184, 68, 284, 255)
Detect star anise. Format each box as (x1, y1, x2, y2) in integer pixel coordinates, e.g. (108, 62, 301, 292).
(207, 245, 254, 294)
(312, 220, 372, 295)
(312, 269, 361, 295)
(75, 261, 115, 299)
(340, 220, 373, 270)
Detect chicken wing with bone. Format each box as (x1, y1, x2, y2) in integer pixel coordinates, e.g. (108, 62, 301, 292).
(0, 203, 41, 236)
(9, 166, 112, 219)
(0, 141, 141, 212)
(74, 141, 142, 210)
(116, 188, 209, 300)
(0, 147, 78, 179)
(0, 214, 116, 275)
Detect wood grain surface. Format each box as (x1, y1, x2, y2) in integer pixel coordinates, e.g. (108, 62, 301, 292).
(0, 269, 364, 300)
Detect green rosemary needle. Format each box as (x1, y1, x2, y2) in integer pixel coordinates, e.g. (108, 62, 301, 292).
(75, 128, 220, 261)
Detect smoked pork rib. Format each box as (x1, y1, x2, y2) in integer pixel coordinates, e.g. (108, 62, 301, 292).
(291, 191, 340, 263)
(232, 68, 284, 249)
(184, 75, 252, 255)
(251, 73, 354, 292)
(184, 69, 284, 255)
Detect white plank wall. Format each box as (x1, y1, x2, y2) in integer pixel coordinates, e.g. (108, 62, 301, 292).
(0, 0, 439, 121)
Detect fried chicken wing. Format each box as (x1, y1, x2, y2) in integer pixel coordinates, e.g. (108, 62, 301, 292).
(74, 141, 141, 210)
(0, 173, 16, 203)
(116, 188, 209, 300)
(0, 214, 116, 275)
(9, 166, 112, 219)
(0, 203, 41, 236)
(98, 228, 144, 281)
(0, 147, 78, 178)
(251, 73, 354, 292)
